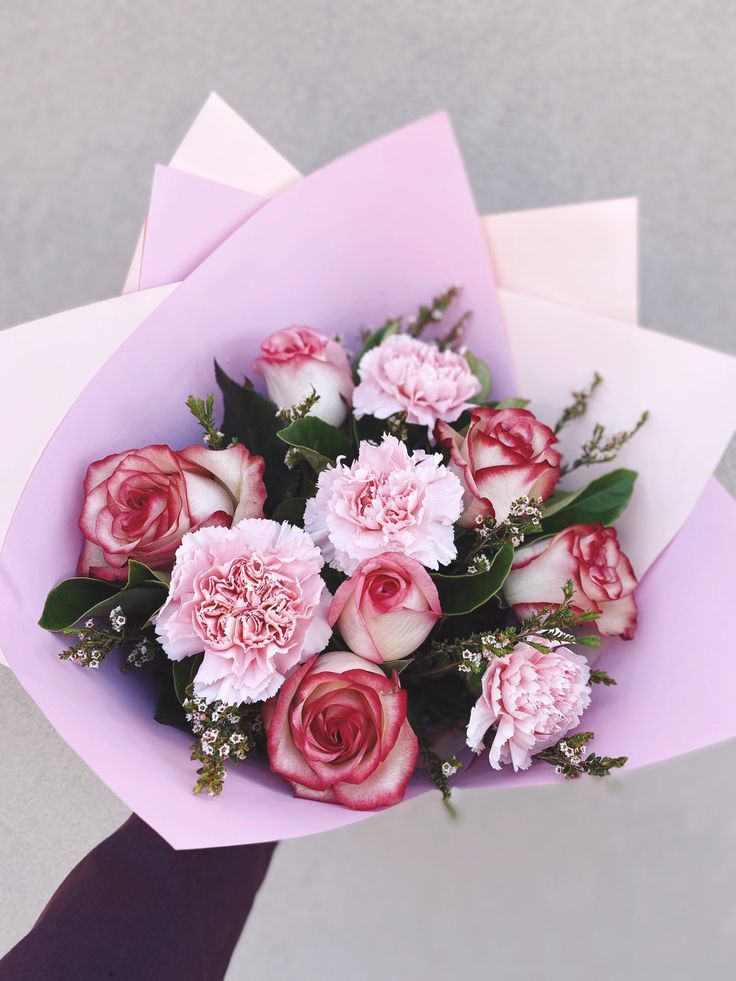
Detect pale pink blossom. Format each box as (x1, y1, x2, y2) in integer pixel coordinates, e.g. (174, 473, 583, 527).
(253, 326, 354, 426)
(329, 554, 441, 662)
(353, 334, 481, 432)
(303, 435, 463, 574)
(263, 651, 418, 810)
(436, 406, 560, 526)
(155, 519, 331, 704)
(78, 444, 266, 581)
(466, 640, 591, 771)
(504, 523, 638, 639)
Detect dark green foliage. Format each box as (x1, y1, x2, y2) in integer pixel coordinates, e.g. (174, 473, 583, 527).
(540, 468, 637, 534)
(40, 561, 168, 633)
(214, 360, 292, 509)
(277, 416, 353, 472)
(535, 731, 627, 779)
(432, 543, 514, 615)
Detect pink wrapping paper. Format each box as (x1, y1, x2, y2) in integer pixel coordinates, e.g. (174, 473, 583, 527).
(139, 166, 265, 290)
(134, 154, 736, 578)
(123, 93, 300, 294)
(0, 113, 515, 845)
(1, 106, 734, 846)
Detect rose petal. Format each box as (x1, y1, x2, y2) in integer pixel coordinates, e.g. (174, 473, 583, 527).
(333, 720, 418, 810)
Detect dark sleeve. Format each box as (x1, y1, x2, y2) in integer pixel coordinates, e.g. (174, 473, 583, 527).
(0, 814, 277, 981)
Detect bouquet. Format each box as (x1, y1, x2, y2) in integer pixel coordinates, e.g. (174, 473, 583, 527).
(38, 285, 646, 807)
(1, 98, 735, 846)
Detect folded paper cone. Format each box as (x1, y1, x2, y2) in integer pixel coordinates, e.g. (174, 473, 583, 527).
(1, 114, 516, 846)
(1, 112, 734, 848)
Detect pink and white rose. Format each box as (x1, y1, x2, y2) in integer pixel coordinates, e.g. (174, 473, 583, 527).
(253, 326, 354, 426)
(504, 523, 638, 639)
(436, 406, 561, 526)
(303, 434, 463, 574)
(352, 334, 481, 432)
(329, 554, 441, 663)
(155, 518, 331, 704)
(263, 650, 418, 810)
(78, 444, 266, 581)
(466, 639, 591, 771)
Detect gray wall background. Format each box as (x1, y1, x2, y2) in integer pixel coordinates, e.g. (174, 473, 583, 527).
(1, 2, 735, 978)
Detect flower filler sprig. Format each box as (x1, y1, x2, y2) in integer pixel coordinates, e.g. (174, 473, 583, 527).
(59, 608, 160, 672)
(41, 286, 647, 812)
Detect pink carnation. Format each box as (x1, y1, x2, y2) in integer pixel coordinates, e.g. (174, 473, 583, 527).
(352, 335, 481, 432)
(466, 640, 591, 771)
(303, 435, 463, 574)
(155, 519, 331, 704)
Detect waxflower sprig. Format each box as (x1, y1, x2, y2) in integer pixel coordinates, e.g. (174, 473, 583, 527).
(560, 410, 649, 476)
(554, 372, 603, 433)
(535, 732, 628, 779)
(58, 608, 161, 672)
(414, 580, 601, 685)
(183, 686, 261, 797)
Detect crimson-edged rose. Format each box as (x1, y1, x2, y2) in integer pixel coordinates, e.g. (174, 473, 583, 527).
(328, 553, 441, 663)
(503, 522, 638, 639)
(263, 651, 418, 810)
(253, 326, 354, 426)
(78, 443, 266, 580)
(436, 406, 561, 526)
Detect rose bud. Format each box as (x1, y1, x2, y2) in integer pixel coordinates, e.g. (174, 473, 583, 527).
(263, 651, 419, 810)
(436, 406, 561, 526)
(503, 523, 638, 639)
(78, 443, 266, 581)
(466, 638, 591, 771)
(253, 326, 354, 426)
(329, 554, 441, 663)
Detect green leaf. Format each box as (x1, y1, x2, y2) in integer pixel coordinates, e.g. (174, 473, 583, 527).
(381, 658, 414, 676)
(541, 469, 637, 533)
(277, 416, 353, 472)
(153, 685, 190, 733)
(172, 654, 203, 705)
(39, 561, 169, 633)
(354, 319, 401, 378)
(126, 559, 171, 590)
(87, 587, 167, 627)
(126, 561, 170, 589)
(214, 360, 293, 508)
(271, 496, 307, 525)
(432, 543, 514, 615)
(464, 351, 492, 402)
(40, 578, 119, 632)
(493, 397, 530, 409)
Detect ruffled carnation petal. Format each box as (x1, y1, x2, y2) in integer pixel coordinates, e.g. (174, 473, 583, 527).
(304, 435, 463, 575)
(155, 518, 331, 704)
(353, 334, 480, 434)
(466, 640, 591, 771)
